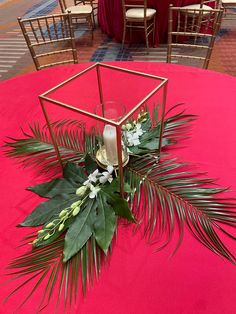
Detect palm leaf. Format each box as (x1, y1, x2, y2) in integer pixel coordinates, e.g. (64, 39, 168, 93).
(4, 120, 96, 175)
(4, 105, 196, 175)
(163, 103, 197, 143)
(5, 234, 110, 312)
(125, 155, 236, 263)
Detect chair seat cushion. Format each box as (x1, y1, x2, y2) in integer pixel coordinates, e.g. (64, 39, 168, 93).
(66, 5, 92, 14)
(126, 8, 156, 19)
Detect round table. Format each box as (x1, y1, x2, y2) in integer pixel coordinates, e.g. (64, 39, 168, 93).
(0, 62, 236, 314)
(98, 0, 203, 45)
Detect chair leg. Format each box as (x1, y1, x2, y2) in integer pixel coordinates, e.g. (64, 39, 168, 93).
(89, 16, 93, 40)
(152, 16, 156, 46)
(122, 21, 126, 50)
(144, 21, 149, 53)
(222, 5, 227, 18)
(129, 23, 132, 41)
(91, 10, 96, 29)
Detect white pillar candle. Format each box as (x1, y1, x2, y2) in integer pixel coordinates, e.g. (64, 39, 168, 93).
(103, 124, 118, 164)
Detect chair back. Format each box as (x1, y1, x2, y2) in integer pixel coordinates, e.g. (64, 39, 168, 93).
(58, 0, 68, 12)
(18, 13, 78, 71)
(201, 0, 222, 9)
(122, 0, 148, 19)
(167, 5, 223, 69)
(122, 0, 147, 7)
(74, 0, 94, 5)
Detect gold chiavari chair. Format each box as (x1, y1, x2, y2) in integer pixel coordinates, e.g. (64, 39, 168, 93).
(18, 13, 78, 71)
(58, 0, 94, 39)
(74, 0, 98, 27)
(167, 5, 223, 69)
(121, 0, 156, 52)
(221, 0, 236, 20)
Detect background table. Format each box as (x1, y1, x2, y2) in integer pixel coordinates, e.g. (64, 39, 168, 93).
(0, 62, 236, 314)
(98, 0, 203, 45)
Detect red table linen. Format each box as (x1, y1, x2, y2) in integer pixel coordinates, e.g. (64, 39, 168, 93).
(0, 62, 236, 314)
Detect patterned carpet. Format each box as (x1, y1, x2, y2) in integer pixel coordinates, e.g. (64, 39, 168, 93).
(211, 20, 236, 76)
(22, 0, 58, 18)
(0, 0, 235, 80)
(90, 19, 236, 76)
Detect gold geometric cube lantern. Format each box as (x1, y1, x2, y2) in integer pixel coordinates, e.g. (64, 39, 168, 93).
(39, 63, 168, 195)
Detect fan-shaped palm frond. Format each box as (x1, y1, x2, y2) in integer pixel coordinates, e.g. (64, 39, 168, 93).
(5, 235, 109, 312)
(125, 155, 236, 263)
(4, 105, 196, 175)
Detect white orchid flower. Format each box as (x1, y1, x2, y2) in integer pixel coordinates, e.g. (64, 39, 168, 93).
(135, 123, 144, 136)
(89, 185, 101, 199)
(131, 132, 140, 146)
(125, 132, 134, 146)
(124, 121, 145, 146)
(83, 169, 99, 185)
(99, 165, 114, 184)
(126, 132, 140, 146)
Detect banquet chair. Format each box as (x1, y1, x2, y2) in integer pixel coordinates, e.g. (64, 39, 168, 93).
(18, 13, 78, 71)
(221, 0, 236, 20)
(167, 5, 223, 69)
(121, 0, 156, 52)
(58, 0, 94, 39)
(74, 0, 98, 27)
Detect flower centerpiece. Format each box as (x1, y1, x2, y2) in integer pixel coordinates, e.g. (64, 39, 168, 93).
(3, 64, 236, 312)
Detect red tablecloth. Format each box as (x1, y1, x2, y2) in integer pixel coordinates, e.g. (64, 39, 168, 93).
(98, 0, 202, 45)
(0, 62, 236, 314)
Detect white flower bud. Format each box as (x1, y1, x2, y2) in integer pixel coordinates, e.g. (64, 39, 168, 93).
(126, 123, 132, 131)
(58, 223, 64, 232)
(76, 186, 87, 197)
(37, 229, 44, 234)
(43, 233, 51, 240)
(71, 200, 82, 209)
(59, 209, 68, 218)
(72, 206, 81, 216)
(45, 222, 54, 229)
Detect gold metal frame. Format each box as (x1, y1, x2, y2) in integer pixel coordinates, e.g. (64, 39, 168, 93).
(121, 0, 156, 52)
(167, 5, 223, 69)
(18, 13, 78, 71)
(39, 63, 168, 195)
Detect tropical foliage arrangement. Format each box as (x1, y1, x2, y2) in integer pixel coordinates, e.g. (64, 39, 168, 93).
(4, 104, 236, 312)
